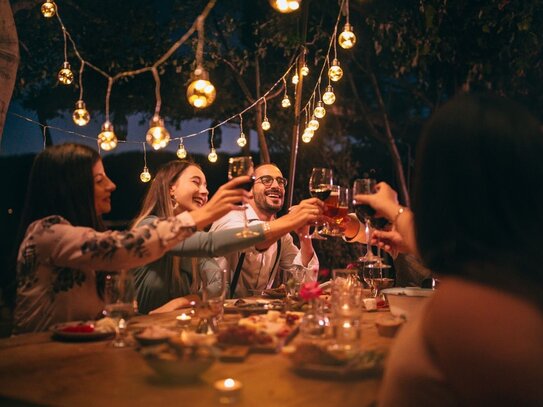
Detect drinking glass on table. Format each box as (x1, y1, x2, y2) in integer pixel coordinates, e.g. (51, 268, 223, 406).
(103, 270, 138, 348)
(197, 269, 227, 334)
(228, 156, 258, 238)
(308, 167, 333, 240)
(362, 262, 394, 298)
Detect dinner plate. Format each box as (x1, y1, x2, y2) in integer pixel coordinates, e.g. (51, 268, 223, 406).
(51, 321, 115, 342)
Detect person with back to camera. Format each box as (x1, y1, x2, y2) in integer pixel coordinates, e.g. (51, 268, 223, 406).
(355, 93, 543, 406)
(131, 160, 323, 314)
(13, 143, 251, 333)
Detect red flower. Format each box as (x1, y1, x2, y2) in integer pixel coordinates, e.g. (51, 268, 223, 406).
(300, 281, 322, 301)
(318, 268, 330, 278)
(345, 263, 358, 269)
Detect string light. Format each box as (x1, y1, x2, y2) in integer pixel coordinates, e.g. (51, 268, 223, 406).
(328, 58, 343, 82)
(140, 144, 151, 182)
(237, 115, 247, 147)
(146, 115, 170, 150)
(41, 0, 56, 18)
(281, 78, 291, 108)
(187, 67, 216, 108)
(97, 121, 118, 151)
(58, 61, 73, 85)
(261, 98, 271, 131)
(314, 100, 326, 119)
(302, 130, 313, 143)
(208, 128, 218, 162)
(176, 139, 188, 159)
(269, 0, 301, 13)
(291, 73, 299, 85)
(308, 115, 320, 131)
(72, 100, 90, 126)
(338, 1, 356, 49)
(322, 85, 336, 105)
(301, 63, 309, 76)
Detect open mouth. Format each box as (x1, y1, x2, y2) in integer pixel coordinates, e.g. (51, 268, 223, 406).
(265, 189, 283, 200)
(192, 197, 205, 207)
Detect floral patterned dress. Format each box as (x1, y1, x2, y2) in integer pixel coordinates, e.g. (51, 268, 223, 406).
(14, 212, 196, 333)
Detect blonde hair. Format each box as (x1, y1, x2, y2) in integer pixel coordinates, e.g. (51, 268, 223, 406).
(132, 160, 202, 294)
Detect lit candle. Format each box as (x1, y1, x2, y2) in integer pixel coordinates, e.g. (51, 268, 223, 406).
(176, 313, 192, 327)
(214, 378, 242, 404)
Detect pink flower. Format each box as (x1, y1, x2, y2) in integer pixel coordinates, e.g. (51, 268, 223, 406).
(300, 281, 322, 301)
(318, 268, 330, 278)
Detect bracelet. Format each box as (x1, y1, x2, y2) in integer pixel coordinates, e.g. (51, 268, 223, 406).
(393, 206, 406, 225)
(262, 221, 271, 234)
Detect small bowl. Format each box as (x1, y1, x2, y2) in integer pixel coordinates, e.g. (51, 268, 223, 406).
(381, 287, 434, 320)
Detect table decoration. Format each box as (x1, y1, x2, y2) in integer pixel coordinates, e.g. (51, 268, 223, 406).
(299, 282, 328, 338)
(214, 378, 242, 404)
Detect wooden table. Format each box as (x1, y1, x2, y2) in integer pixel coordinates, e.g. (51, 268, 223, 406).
(0, 310, 395, 407)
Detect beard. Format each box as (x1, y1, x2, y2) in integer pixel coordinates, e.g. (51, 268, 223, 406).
(254, 188, 283, 216)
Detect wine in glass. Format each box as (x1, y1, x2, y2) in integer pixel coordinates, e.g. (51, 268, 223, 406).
(103, 270, 138, 348)
(228, 156, 258, 238)
(321, 186, 350, 237)
(308, 167, 333, 240)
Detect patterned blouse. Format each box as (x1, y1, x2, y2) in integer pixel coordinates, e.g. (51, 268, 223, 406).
(13, 212, 196, 333)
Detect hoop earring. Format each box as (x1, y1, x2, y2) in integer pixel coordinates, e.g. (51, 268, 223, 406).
(170, 196, 179, 210)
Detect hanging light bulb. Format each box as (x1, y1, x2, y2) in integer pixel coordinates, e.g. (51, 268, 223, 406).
(308, 116, 320, 131)
(176, 140, 187, 159)
(41, 1, 57, 18)
(338, 23, 356, 49)
(58, 62, 74, 85)
(302, 129, 314, 143)
(208, 148, 218, 163)
(140, 166, 151, 183)
(291, 74, 299, 85)
(261, 117, 271, 131)
(72, 100, 90, 126)
(237, 132, 247, 147)
(322, 85, 336, 105)
(146, 115, 170, 150)
(281, 95, 291, 108)
(328, 59, 343, 82)
(301, 63, 309, 77)
(268, 0, 301, 13)
(97, 121, 118, 151)
(186, 67, 216, 109)
(314, 101, 326, 119)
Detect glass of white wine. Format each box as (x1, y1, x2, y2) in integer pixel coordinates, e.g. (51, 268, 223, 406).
(103, 270, 138, 348)
(228, 156, 258, 238)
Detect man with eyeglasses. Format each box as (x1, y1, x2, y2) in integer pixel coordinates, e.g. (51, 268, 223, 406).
(210, 163, 323, 298)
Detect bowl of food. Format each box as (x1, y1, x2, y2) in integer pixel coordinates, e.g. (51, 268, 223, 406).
(381, 287, 434, 320)
(140, 336, 217, 382)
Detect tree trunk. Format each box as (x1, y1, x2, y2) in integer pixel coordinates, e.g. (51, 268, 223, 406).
(0, 0, 20, 143)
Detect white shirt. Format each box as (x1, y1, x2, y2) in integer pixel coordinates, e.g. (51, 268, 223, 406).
(209, 204, 318, 298)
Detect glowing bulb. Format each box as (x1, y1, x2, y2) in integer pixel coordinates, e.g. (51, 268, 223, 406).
(328, 59, 343, 82)
(186, 67, 216, 109)
(302, 130, 313, 143)
(322, 85, 336, 105)
(291, 74, 299, 85)
(314, 101, 326, 119)
(177, 142, 187, 159)
(72, 100, 90, 126)
(97, 121, 117, 151)
(269, 0, 300, 13)
(41, 1, 56, 18)
(58, 62, 74, 85)
(140, 167, 151, 183)
(237, 132, 247, 147)
(281, 95, 291, 108)
(261, 118, 271, 131)
(338, 23, 356, 49)
(301, 64, 309, 76)
(208, 148, 218, 163)
(308, 116, 320, 131)
(146, 115, 170, 150)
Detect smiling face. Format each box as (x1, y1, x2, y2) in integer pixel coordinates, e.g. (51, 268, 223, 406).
(170, 165, 209, 212)
(252, 164, 285, 218)
(92, 159, 116, 216)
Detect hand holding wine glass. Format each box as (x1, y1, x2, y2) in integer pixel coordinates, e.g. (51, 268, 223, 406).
(308, 167, 333, 240)
(228, 156, 258, 238)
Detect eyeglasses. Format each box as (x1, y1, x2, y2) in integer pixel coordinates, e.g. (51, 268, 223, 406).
(255, 175, 288, 187)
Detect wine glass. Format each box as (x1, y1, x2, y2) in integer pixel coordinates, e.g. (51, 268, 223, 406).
(321, 186, 350, 237)
(308, 167, 333, 240)
(103, 270, 138, 348)
(196, 269, 227, 334)
(362, 262, 394, 299)
(228, 156, 258, 238)
(352, 177, 382, 264)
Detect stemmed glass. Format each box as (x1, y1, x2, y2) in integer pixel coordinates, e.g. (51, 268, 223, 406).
(196, 269, 227, 334)
(308, 167, 333, 240)
(362, 262, 394, 298)
(103, 270, 138, 348)
(228, 156, 258, 238)
(352, 177, 379, 264)
(321, 186, 350, 237)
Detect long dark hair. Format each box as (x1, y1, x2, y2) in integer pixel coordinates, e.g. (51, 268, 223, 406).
(413, 93, 543, 296)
